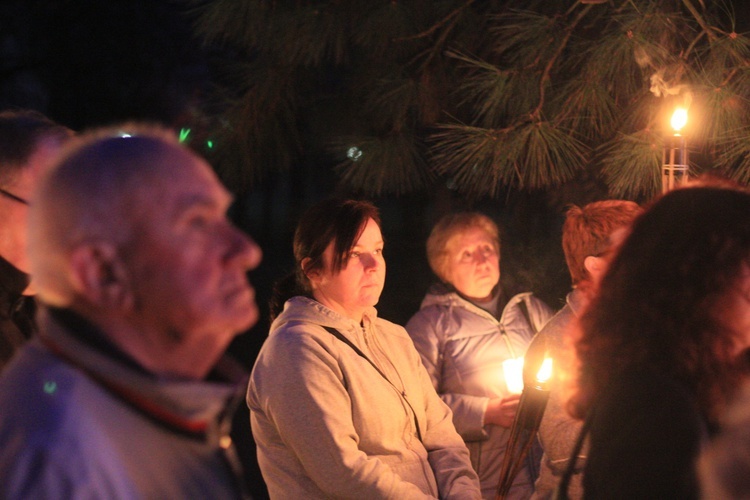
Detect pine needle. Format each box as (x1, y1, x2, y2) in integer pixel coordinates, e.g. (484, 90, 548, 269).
(430, 121, 587, 197)
(599, 130, 662, 199)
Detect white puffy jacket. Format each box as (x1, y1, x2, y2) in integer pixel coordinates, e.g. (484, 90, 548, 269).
(406, 284, 553, 499)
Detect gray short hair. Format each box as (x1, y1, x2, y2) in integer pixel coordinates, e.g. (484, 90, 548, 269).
(28, 123, 185, 305)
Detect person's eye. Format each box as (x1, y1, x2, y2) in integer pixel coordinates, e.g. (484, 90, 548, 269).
(186, 207, 226, 231)
(350, 251, 361, 259)
(188, 214, 210, 229)
(373, 248, 383, 256)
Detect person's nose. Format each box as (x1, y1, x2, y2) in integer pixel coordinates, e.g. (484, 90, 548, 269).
(474, 249, 488, 264)
(225, 223, 262, 271)
(360, 252, 379, 271)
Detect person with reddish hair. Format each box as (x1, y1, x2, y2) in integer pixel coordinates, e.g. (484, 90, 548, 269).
(530, 199, 641, 499)
(567, 185, 750, 499)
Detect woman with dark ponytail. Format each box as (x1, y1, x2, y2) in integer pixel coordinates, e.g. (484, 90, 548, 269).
(247, 198, 481, 499)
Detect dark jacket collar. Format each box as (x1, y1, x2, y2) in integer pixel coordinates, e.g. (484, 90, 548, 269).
(47, 306, 152, 375)
(39, 306, 249, 440)
(45, 306, 247, 384)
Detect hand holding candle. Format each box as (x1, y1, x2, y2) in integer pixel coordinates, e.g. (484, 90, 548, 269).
(485, 394, 521, 428)
(496, 352, 554, 500)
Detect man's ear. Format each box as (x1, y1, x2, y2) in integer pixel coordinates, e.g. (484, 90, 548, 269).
(583, 255, 605, 281)
(68, 243, 132, 309)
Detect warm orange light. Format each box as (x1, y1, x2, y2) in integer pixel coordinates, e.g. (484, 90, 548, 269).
(502, 357, 525, 394)
(536, 358, 553, 383)
(671, 107, 688, 133)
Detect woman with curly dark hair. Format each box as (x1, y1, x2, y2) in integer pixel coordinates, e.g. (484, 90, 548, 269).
(566, 185, 750, 499)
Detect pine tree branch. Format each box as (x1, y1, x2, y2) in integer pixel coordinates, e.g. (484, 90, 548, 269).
(394, 0, 475, 42)
(685, 30, 707, 59)
(530, 4, 593, 121)
(681, 0, 717, 43)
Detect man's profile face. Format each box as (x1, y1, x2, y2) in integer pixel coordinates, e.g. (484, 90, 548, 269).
(126, 147, 261, 355)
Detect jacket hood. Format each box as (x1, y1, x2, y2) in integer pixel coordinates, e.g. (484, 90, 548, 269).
(271, 296, 379, 336)
(419, 282, 537, 324)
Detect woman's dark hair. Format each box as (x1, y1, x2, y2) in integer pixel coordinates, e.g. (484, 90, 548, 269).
(269, 198, 381, 320)
(569, 186, 750, 425)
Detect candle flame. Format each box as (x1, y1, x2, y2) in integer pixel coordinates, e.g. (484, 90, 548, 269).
(671, 107, 688, 132)
(502, 357, 525, 394)
(536, 358, 553, 383)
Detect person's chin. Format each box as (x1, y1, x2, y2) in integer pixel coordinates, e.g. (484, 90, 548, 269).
(224, 287, 260, 329)
(475, 277, 497, 292)
(362, 285, 383, 300)
(469, 286, 495, 301)
(224, 302, 259, 334)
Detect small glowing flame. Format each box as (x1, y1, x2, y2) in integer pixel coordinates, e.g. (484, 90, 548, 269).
(502, 357, 525, 394)
(671, 107, 688, 133)
(536, 358, 553, 383)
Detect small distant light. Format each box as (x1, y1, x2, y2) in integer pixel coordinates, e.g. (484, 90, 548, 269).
(119, 132, 132, 138)
(347, 146, 363, 162)
(179, 128, 191, 143)
(206, 140, 214, 149)
(43, 381, 57, 395)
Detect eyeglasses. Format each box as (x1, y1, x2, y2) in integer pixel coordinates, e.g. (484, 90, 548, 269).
(0, 187, 29, 205)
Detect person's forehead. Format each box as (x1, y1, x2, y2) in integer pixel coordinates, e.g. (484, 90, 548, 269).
(144, 153, 230, 212)
(353, 218, 382, 241)
(170, 187, 230, 214)
(448, 226, 494, 246)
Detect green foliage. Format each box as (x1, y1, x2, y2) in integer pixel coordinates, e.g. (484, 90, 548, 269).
(431, 121, 586, 198)
(186, 0, 750, 199)
(599, 130, 663, 200)
(715, 127, 750, 184)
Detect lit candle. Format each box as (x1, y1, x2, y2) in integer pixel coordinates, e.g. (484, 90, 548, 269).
(496, 355, 554, 499)
(662, 107, 689, 193)
(535, 358, 553, 385)
(671, 107, 688, 132)
(502, 357, 525, 394)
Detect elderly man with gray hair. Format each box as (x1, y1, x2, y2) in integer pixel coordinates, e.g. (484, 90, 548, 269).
(0, 124, 262, 498)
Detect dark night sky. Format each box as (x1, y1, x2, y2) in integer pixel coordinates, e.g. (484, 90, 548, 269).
(0, 0, 214, 129)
